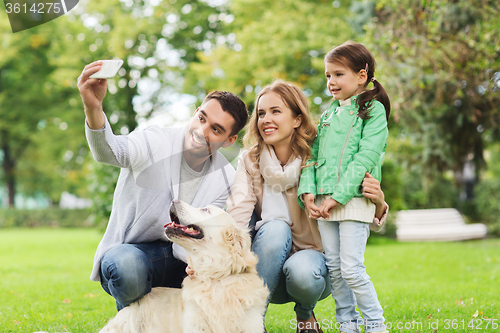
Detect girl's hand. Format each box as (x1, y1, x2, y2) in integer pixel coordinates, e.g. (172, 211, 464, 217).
(319, 198, 340, 219)
(302, 193, 321, 219)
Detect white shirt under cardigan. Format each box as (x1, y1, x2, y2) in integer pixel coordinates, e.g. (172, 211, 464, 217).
(255, 145, 302, 230)
(85, 115, 235, 281)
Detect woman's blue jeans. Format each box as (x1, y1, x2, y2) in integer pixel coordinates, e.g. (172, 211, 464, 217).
(251, 220, 331, 320)
(99, 241, 187, 311)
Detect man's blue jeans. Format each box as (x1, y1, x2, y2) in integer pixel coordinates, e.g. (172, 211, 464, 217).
(100, 241, 187, 311)
(251, 220, 331, 320)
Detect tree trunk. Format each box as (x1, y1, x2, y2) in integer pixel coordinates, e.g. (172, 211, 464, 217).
(2, 142, 16, 207)
(7, 176, 15, 207)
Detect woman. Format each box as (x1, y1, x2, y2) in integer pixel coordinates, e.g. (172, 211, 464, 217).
(226, 80, 388, 333)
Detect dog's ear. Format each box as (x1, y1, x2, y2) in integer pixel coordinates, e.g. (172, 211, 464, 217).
(223, 225, 258, 274)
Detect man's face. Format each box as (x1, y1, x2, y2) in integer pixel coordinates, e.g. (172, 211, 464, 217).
(183, 98, 237, 161)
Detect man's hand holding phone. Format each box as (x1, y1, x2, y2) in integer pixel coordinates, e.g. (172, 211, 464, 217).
(77, 60, 123, 129)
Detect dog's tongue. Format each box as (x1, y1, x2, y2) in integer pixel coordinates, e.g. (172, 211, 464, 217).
(164, 222, 200, 236)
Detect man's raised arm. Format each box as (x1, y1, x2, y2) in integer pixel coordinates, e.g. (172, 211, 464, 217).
(77, 61, 107, 129)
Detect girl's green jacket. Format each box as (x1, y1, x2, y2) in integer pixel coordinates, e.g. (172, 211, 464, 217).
(297, 94, 388, 207)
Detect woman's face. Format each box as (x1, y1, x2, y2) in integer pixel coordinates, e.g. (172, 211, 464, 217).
(256, 91, 301, 149)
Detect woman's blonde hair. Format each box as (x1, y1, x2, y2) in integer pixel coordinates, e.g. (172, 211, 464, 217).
(244, 80, 317, 165)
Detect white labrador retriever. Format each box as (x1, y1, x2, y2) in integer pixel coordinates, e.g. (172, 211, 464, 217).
(99, 199, 269, 333)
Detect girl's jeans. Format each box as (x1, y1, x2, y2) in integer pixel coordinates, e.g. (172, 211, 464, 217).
(99, 241, 187, 311)
(251, 219, 331, 320)
(318, 220, 385, 333)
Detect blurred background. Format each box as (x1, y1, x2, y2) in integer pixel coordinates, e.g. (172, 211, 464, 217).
(0, 0, 499, 236)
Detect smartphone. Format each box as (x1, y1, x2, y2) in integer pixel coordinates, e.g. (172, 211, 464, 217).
(89, 59, 124, 79)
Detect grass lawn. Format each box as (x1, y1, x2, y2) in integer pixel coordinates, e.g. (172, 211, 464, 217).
(0, 229, 115, 333)
(0, 229, 499, 332)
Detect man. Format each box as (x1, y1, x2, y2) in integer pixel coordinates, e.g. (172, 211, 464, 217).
(77, 61, 248, 310)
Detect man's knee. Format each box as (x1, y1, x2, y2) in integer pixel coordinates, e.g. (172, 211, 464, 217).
(101, 245, 151, 290)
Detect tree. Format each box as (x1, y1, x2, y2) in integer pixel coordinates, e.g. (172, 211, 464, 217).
(73, 0, 232, 222)
(363, 0, 500, 184)
(0, 0, 230, 207)
(0, 21, 62, 206)
(183, 0, 355, 114)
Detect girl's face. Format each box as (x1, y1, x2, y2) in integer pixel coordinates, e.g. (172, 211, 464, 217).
(325, 61, 366, 101)
(257, 91, 302, 150)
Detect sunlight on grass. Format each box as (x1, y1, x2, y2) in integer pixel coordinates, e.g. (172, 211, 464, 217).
(0, 229, 115, 332)
(1, 229, 499, 332)
(266, 239, 500, 332)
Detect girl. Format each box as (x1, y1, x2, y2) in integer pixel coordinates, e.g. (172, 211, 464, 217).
(298, 41, 390, 333)
(226, 79, 388, 333)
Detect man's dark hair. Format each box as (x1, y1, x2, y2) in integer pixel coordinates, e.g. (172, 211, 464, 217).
(203, 91, 248, 136)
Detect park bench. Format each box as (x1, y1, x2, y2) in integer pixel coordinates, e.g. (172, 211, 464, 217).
(395, 208, 487, 242)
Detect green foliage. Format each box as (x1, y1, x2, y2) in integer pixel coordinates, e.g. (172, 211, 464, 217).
(381, 159, 405, 211)
(80, 0, 357, 218)
(0, 24, 62, 205)
(1, 0, 229, 207)
(0, 9, 103, 206)
(2, 0, 499, 219)
(395, 169, 458, 210)
(0, 208, 92, 228)
(183, 0, 355, 114)
(348, 0, 376, 34)
(87, 162, 120, 230)
(426, 176, 459, 208)
(79, 0, 231, 221)
(472, 142, 500, 228)
(475, 179, 500, 236)
(482, 142, 500, 180)
(382, 130, 459, 211)
(364, 0, 500, 178)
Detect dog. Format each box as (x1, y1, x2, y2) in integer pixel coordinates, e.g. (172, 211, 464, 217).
(99, 199, 269, 333)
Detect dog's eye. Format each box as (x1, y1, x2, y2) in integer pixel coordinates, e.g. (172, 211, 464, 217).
(201, 208, 210, 213)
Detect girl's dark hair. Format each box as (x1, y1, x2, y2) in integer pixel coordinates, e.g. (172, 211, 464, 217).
(325, 41, 390, 121)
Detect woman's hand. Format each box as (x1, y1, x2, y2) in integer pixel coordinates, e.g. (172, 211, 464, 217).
(362, 172, 387, 219)
(361, 172, 384, 205)
(302, 193, 321, 219)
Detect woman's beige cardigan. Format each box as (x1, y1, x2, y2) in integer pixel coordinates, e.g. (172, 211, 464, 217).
(226, 150, 323, 254)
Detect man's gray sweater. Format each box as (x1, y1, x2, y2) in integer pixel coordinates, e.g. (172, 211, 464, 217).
(85, 116, 235, 281)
